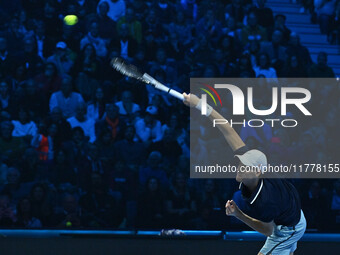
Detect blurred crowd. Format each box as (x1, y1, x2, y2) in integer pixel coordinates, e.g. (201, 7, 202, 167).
(300, 0, 340, 44)
(0, 0, 339, 231)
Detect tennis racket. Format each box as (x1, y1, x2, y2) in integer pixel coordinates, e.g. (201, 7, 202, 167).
(110, 58, 184, 101)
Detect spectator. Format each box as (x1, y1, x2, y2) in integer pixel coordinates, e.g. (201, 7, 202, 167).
(0, 37, 15, 78)
(54, 194, 85, 228)
(196, 9, 223, 45)
(114, 125, 146, 167)
(80, 21, 108, 58)
(42, 1, 62, 39)
(162, 113, 188, 146)
(142, 9, 164, 40)
(0, 163, 8, 187)
(254, 0, 274, 33)
(11, 108, 38, 138)
(97, 0, 126, 22)
(225, 0, 246, 26)
(6, 17, 25, 54)
(178, 0, 198, 21)
(96, 103, 124, 141)
(110, 23, 138, 60)
(49, 76, 85, 118)
(149, 128, 182, 167)
(1, 168, 32, 205)
(31, 121, 56, 162)
(60, 22, 81, 54)
(137, 177, 165, 228)
(259, 29, 287, 73)
(51, 149, 77, 185)
(273, 14, 291, 45)
(308, 52, 335, 77)
(241, 11, 267, 46)
(139, 151, 169, 187)
(35, 62, 62, 97)
(109, 160, 138, 203)
(117, 8, 142, 44)
(199, 179, 223, 210)
(19, 79, 48, 118)
(96, 1, 117, 40)
(328, 1, 340, 44)
(0, 194, 16, 227)
(67, 103, 96, 143)
(135, 106, 163, 143)
(73, 43, 102, 80)
(34, 21, 54, 60)
(96, 127, 116, 166)
(301, 181, 330, 230)
(75, 72, 100, 103)
(0, 81, 13, 112)
(76, 143, 109, 190)
(315, 0, 336, 35)
(254, 53, 278, 78)
(0, 121, 27, 162)
(167, 10, 193, 47)
(282, 55, 308, 77)
(150, 48, 177, 84)
(15, 197, 42, 228)
(285, 32, 312, 67)
(158, 0, 176, 23)
(331, 180, 340, 226)
(47, 42, 74, 75)
(143, 29, 158, 61)
(47, 107, 72, 144)
(247, 40, 261, 68)
(79, 172, 124, 227)
(73, 0, 97, 18)
(165, 172, 197, 228)
(19, 148, 44, 183)
(61, 127, 90, 165)
(19, 37, 43, 78)
(235, 53, 256, 77)
(115, 90, 141, 120)
(87, 87, 106, 121)
(163, 32, 185, 61)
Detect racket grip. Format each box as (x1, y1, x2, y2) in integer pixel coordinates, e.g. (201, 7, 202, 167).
(142, 73, 184, 101)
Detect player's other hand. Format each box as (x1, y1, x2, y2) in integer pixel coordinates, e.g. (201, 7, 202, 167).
(225, 200, 241, 217)
(183, 93, 200, 108)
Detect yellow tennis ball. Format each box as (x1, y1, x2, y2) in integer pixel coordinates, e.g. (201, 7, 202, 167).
(66, 221, 72, 227)
(64, 15, 78, 26)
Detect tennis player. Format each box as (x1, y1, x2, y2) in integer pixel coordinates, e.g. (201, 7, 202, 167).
(183, 92, 307, 255)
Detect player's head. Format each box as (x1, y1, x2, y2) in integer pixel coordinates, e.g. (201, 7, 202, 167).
(235, 149, 267, 183)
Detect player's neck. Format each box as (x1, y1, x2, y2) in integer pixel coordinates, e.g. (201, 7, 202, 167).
(244, 178, 260, 193)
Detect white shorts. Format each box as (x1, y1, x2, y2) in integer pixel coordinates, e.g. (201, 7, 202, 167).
(260, 210, 307, 255)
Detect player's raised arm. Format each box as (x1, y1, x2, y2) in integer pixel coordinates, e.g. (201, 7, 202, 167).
(183, 93, 245, 152)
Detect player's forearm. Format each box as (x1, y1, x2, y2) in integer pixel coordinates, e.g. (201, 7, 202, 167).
(183, 92, 245, 151)
(208, 109, 245, 152)
(235, 211, 274, 237)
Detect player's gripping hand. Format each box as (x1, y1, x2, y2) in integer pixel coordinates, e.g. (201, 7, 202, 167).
(225, 200, 241, 217)
(183, 93, 200, 108)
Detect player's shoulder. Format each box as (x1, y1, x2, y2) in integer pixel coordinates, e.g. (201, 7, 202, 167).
(263, 178, 297, 194)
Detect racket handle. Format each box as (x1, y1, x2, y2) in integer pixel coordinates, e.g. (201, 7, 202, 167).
(142, 73, 184, 101)
(169, 89, 184, 101)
